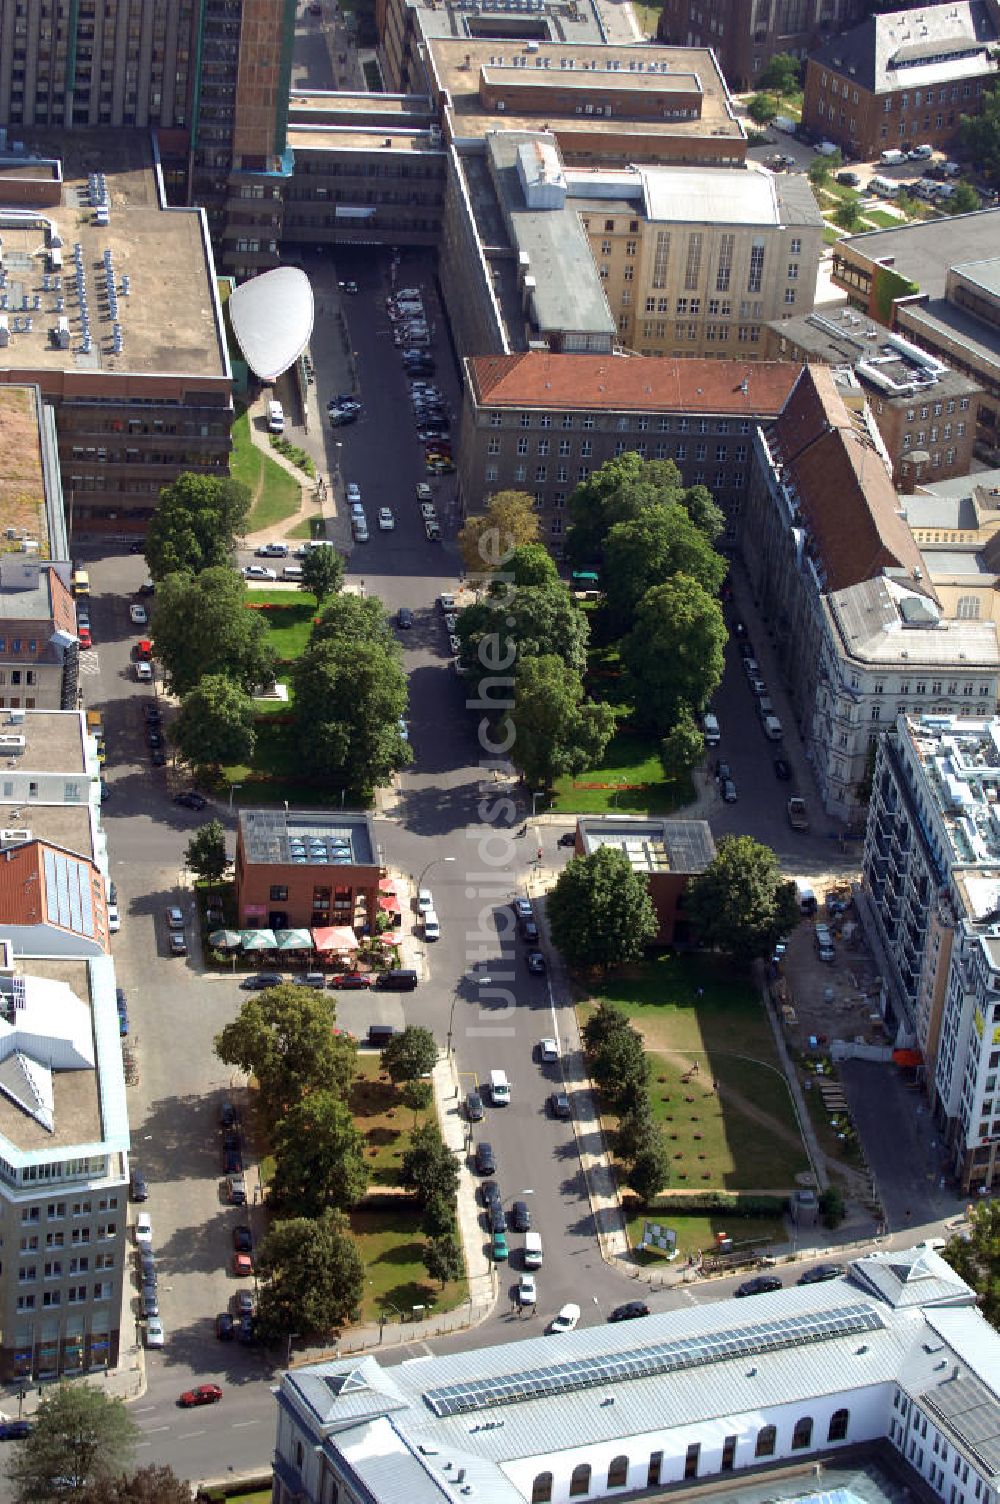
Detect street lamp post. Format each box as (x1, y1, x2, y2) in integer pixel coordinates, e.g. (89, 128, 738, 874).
(531, 790, 545, 818)
(449, 974, 491, 1062)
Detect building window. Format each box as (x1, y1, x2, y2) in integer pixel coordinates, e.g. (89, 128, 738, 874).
(517, 438, 529, 456)
(748, 240, 765, 294)
(647, 1453, 663, 1487)
(269, 886, 288, 902)
(784, 288, 796, 305)
(651, 231, 670, 289)
(793, 1417, 814, 1450)
(569, 1464, 591, 1497)
(684, 1444, 700, 1480)
(716, 233, 734, 292)
(828, 1410, 850, 1443)
(489, 412, 502, 427)
(756, 1426, 777, 1458)
(787, 262, 799, 280)
(531, 1474, 553, 1504)
(607, 1456, 628, 1488)
(684, 232, 703, 290)
(790, 237, 801, 254)
(721, 1436, 737, 1471)
(957, 596, 981, 620)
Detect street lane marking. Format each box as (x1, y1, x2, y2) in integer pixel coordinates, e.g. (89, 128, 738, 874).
(178, 1429, 206, 1438)
(231, 1420, 258, 1428)
(141, 1425, 170, 1434)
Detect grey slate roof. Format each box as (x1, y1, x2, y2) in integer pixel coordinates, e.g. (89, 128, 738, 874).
(811, 0, 997, 93)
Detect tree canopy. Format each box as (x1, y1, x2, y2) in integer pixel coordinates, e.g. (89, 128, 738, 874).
(299, 545, 345, 603)
(622, 575, 726, 732)
(291, 633, 410, 795)
(747, 92, 778, 125)
(270, 1090, 370, 1216)
(423, 1233, 464, 1289)
(686, 835, 801, 963)
(941, 1200, 1000, 1328)
(492, 543, 559, 589)
(758, 52, 802, 94)
(184, 818, 229, 884)
(458, 490, 540, 576)
(151, 566, 276, 698)
(961, 84, 1000, 188)
(10, 1384, 138, 1502)
(456, 580, 590, 678)
(380, 1025, 439, 1084)
(78, 1467, 193, 1504)
(255, 1211, 364, 1341)
(145, 473, 250, 580)
(601, 502, 727, 637)
(172, 674, 256, 770)
(566, 455, 724, 569)
(660, 707, 705, 784)
(215, 984, 356, 1121)
(509, 653, 616, 790)
(401, 1122, 460, 1207)
(547, 846, 659, 971)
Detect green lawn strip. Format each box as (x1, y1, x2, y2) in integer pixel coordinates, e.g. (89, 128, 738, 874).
(288, 512, 325, 539)
(351, 1206, 465, 1323)
(243, 589, 318, 609)
(863, 208, 905, 228)
(551, 728, 691, 815)
(632, 1, 660, 34)
(350, 1055, 433, 1186)
(822, 225, 843, 246)
(255, 599, 320, 659)
(230, 406, 263, 501)
(585, 954, 809, 1192)
(624, 1210, 787, 1263)
(252, 694, 295, 717)
(817, 180, 860, 204)
(224, 1492, 271, 1504)
(220, 715, 353, 805)
(230, 406, 304, 532)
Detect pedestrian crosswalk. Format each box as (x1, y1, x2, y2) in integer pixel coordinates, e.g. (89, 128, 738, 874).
(79, 649, 101, 675)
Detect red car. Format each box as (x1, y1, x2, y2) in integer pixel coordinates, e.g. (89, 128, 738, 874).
(232, 1251, 253, 1276)
(179, 1384, 223, 1408)
(78, 627, 92, 649)
(329, 972, 374, 989)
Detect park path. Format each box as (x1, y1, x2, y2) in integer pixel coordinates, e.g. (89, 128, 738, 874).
(637, 1041, 808, 1156)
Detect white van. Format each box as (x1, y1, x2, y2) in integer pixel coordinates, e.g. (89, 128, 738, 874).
(869, 174, 901, 198)
(523, 1231, 543, 1268)
(795, 878, 818, 915)
(880, 148, 908, 166)
(702, 712, 721, 747)
(489, 1068, 511, 1106)
(267, 400, 285, 433)
(763, 715, 784, 741)
(773, 115, 796, 134)
(282, 564, 304, 581)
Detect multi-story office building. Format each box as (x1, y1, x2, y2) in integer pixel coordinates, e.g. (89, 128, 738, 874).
(0, 708, 126, 1381)
(832, 211, 1000, 467)
(0, 134, 232, 536)
(271, 1245, 1000, 1504)
(0, 555, 78, 713)
(657, 0, 866, 93)
(801, 1, 999, 162)
(580, 163, 823, 357)
(457, 350, 800, 547)
(741, 364, 999, 824)
(862, 713, 1000, 1191)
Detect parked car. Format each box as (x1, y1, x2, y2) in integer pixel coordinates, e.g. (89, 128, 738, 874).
(526, 950, 546, 974)
(232, 1251, 253, 1276)
(539, 1037, 559, 1063)
(519, 918, 540, 944)
(216, 1312, 235, 1341)
(227, 1176, 247, 1206)
(492, 1230, 509, 1262)
(548, 1302, 580, 1333)
(129, 604, 148, 625)
(0, 1421, 31, 1441)
(721, 778, 738, 804)
(168, 933, 186, 955)
(773, 758, 792, 781)
(735, 1275, 783, 1298)
(174, 791, 208, 810)
(423, 910, 441, 941)
(145, 1317, 165, 1348)
(293, 972, 327, 989)
(466, 1090, 484, 1122)
(242, 972, 283, 990)
(480, 1179, 502, 1211)
(510, 1199, 531, 1232)
(558, 831, 577, 847)
(549, 1091, 572, 1119)
(518, 1273, 537, 1307)
(397, 607, 414, 629)
(608, 1301, 651, 1322)
(233, 1225, 253, 1253)
(329, 972, 374, 989)
(475, 1141, 496, 1175)
(243, 565, 277, 582)
(130, 1168, 148, 1202)
(135, 1213, 153, 1248)
(798, 1262, 843, 1285)
(378, 507, 396, 531)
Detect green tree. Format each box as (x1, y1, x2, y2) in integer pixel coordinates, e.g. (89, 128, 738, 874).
(171, 673, 256, 770)
(215, 984, 356, 1121)
(270, 1090, 369, 1216)
(299, 545, 345, 604)
(380, 1025, 438, 1084)
(547, 846, 658, 972)
(808, 150, 841, 186)
(818, 1185, 845, 1230)
(566, 454, 684, 567)
(184, 817, 228, 884)
(421, 1191, 457, 1241)
(144, 473, 251, 580)
(423, 1233, 463, 1289)
(660, 707, 704, 783)
(834, 200, 864, 233)
(615, 1097, 656, 1162)
(79, 1466, 193, 1504)
(686, 834, 801, 964)
(10, 1384, 138, 1502)
(622, 575, 726, 733)
(292, 635, 410, 796)
(509, 654, 616, 790)
(309, 591, 396, 652)
(941, 1200, 1000, 1327)
(682, 484, 726, 545)
(255, 1211, 364, 1341)
(458, 490, 539, 576)
(151, 566, 276, 698)
(401, 1078, 434, 1127)
(581, 999, 633, 1055)
(588, 1019, 649, 1111)
(493, 543, 559, 589)
(747, 92, 778, 125)
(627, 1132, 671, 1205)
(948, 180, 981, 214)
(400, 1122, 460, 1208)
(759, 52, 802, 95)
(457, 581, 591, 678)
(602, 502, 727, 637)
(961, 83, 1000, 187)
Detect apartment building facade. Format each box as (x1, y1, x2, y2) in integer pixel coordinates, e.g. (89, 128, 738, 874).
(457, 351, 800, 549)
(862, 714, 1000, 1192)
(657, 0, 866, 92)
(801, 1, 999, 161)
(0, 556, 79, 712)
(741, 365, 999, 824)
(580, 164, 823, 357)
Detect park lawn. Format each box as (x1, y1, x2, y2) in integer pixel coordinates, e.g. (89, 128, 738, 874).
(256, 599, 320, 659)
(624, 1210, 787, 1263)
(230, 406, 303, 532)
(224, 1492, 271, 1504)
(632, 1, 660, 35)
(350, 1054, 433, 1186)
(863, 208, 904, 228)
(288, 512, 325, 539)
(551, 729, 693, 815)
(585, 954, 809, 1191)
(818, 179, 860, 204)
(351, 1206, 466, 1323)
(220, 720, 351, 806)
(822, 225, 843, 245)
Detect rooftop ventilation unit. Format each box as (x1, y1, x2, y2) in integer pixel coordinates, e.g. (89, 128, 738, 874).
(0, 735, 26, 753)
(0, 830, 30, 848)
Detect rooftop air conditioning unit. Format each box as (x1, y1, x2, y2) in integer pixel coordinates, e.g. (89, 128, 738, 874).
(0, 735, 25, 753)
(0, 830, 30, 848)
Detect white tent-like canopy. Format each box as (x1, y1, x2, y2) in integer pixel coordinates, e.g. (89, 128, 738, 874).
(228, 266, 315, 382)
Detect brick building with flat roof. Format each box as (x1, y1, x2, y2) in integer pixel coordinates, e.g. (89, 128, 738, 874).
(457, 350, 800, 551)
(235, 809, 382, 934)
(573, 817, 716, 944)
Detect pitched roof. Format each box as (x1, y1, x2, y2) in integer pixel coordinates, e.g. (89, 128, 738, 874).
(773, 366, 932, 596)
(811, 0, 997, 93)
(468, 352, 800, 415)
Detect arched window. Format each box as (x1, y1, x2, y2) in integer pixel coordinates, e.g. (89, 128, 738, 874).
(755, 1424, 777, 1458)
(608, 1455, 629, 1488)
(531, 1473, 553, 1504)
(570, 1463, 592, 1497)
(828, 1408, 849, 1443)
(792, 1417, 814, 1450)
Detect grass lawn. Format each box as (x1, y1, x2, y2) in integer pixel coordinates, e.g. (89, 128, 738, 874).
(632, 1, 660, 35)
(255, 598, 320, 660)
(351, 1206, 466, 1323)
(624, 1210, 787, 1262)
(551, 729, 693, 815)
(224, 1492, 271, 1504)
(350, 1054, 433, 1186)
(818, 179, 860, 204)
(288, 511, 325, 539)
(220, 719, 352, 806)
(586, 954, 809, 1192)
(822, 225, 843, 245)
(230, 406, 302, 533)
(864, 208, 904, 228)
